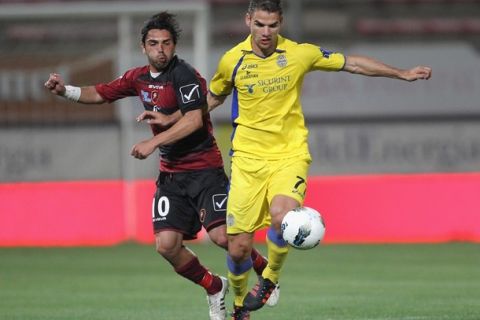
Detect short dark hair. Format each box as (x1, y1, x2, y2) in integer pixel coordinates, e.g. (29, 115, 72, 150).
(248, 0, 283, 15)
(141, 12, 181, 44)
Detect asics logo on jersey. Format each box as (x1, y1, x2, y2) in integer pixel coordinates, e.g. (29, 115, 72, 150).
(241, 63, 258, 70)
(179, 84, 200, 103)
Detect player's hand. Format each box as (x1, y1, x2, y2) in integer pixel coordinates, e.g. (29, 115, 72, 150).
(44, 73, 66, 95)
(130, 139, 156, 160)
(136, 110, 172, 127)
(401, 66, 432, 82)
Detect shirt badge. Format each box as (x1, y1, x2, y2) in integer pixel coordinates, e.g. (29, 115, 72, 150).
(141, 90, 152, 103)
(152, 91, 159, 105)
(277, 54, 288, 68)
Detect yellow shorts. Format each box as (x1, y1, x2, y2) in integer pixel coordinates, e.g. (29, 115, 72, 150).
(226, 154, 311, 234)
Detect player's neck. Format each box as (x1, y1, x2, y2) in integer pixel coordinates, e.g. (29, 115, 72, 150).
(150, 70, 162, 78)
(251, 40, 277, 58)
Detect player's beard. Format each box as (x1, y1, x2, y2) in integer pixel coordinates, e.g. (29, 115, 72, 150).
(150, 55, 170, 72)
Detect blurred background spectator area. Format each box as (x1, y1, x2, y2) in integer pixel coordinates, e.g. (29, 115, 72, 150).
(1, 0, 479, 126)
(1, 0, 480, 181)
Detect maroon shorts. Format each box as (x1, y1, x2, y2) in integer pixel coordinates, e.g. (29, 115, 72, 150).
(152, 168, 228, 240)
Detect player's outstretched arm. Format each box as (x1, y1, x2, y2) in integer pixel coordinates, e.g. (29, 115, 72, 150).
(131, 108, 203, 160)
(343, 55, 432, 82)
(44, 73, 106, 104)
(136, 110, 182, 128)
(207, 92, 227, 112)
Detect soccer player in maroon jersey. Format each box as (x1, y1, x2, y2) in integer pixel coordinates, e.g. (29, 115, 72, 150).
(44, 12, 273, 320)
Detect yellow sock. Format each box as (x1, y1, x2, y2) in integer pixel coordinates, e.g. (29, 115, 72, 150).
(262, 227, 289, 283)
(228, 270, 251, 306)
(227, 255, 252, 306)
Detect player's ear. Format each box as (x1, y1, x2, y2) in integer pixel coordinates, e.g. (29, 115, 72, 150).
(141, 42, 146, 54)
(245, 12, 252, 27)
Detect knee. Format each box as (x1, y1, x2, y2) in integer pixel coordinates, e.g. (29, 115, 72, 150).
(269, 206, 287, 232)
(208, 226, 228, 250)
(211, 234, 228, 249)
(155, 239, 180, 260)
(270, 196, 299, 232)
(228, 236, 252, 263)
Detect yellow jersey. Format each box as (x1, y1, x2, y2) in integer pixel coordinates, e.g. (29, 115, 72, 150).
(210, 35, 345, 159)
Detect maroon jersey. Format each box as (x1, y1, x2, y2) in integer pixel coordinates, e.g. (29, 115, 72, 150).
(95, 56, 223, 172)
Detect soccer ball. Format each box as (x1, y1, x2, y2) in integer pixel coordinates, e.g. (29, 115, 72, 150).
(281, 207, 325, 250)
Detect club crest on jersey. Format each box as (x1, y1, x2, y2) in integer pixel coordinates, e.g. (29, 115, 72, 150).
(179, 84, 200, 103)
(141, 90, 152, 103)
(152, 91, 159, 105)
(277, 54, 288, 68)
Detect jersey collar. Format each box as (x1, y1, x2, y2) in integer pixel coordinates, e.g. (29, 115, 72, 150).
(240, 34, 287, 56)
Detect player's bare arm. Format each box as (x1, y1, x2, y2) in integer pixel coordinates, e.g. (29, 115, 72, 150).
(343, 55, 432, 82)
(131, 108, 204, 159)
(44, 73, 106, 104)
(136, 110, 182, 127)
(207, 92, 227, 112)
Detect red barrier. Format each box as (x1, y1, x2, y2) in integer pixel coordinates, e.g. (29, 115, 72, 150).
(1, 173, 479, 246)
(304, 174, 480, 243)
(0, 181, 126, 246)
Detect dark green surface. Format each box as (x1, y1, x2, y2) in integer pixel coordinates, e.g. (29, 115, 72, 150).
(1, 243, 479, 319)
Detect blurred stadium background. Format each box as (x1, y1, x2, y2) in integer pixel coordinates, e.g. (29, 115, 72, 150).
(0, 0, 480, 246)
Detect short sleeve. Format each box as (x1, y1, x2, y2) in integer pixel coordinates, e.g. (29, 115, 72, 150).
(172, 65, 207, 114)
(297, 43, 346, 72)
(209, 53, 234, 97)
(95, 69, 138, 103)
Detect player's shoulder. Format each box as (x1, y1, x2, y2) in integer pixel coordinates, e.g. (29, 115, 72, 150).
(172, 57, 195, 73)
(170, 57, 202, 78)
(168, 57, 206, 86)
(284, 38, 320, 54)
(122, 65, 150, 80)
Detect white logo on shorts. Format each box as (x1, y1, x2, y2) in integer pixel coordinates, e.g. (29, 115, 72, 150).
(152, 196, 170, 222)
(212, 194, 227, 211)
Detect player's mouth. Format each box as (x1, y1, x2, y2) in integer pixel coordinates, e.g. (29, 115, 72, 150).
(260, 38, 271, 46)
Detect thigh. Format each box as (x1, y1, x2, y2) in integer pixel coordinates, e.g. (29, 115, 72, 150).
(227, 157, 270, 234)
(152, 173, 202, 240)
(267, 154, 311, 206)
(191, 168, 229, 232)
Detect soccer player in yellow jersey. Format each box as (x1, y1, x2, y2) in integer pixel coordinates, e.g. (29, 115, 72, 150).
(207, 1, 432, 318)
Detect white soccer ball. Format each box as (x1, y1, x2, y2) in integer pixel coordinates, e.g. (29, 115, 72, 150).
(281, 207, 325, 250)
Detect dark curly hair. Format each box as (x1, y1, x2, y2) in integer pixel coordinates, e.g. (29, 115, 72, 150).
(248, 0, 283, 15)
(141, 12, 181, 44)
